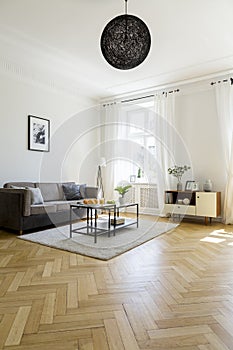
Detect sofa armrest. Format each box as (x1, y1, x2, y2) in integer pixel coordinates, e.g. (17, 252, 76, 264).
(0, 188, 31, 217)
(85, 186, 98, 198)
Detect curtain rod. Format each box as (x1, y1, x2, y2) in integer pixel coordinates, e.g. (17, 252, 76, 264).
(121, 94, 154, 103)
(121, 89, 180, 103)
(210, 77, 233, 85)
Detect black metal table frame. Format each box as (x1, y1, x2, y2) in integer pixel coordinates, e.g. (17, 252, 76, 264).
(70, 202, 139, 243)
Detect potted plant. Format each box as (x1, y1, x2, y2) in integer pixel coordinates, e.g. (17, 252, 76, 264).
(168, 165, 191, 191)
(114, 184, 132, 204)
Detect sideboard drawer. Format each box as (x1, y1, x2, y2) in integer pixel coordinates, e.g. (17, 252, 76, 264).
(164, 204, 195, 215)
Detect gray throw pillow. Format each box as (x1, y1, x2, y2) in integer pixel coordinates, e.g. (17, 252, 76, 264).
(62, 183, 83, 200)
(26, 187, 44, 204)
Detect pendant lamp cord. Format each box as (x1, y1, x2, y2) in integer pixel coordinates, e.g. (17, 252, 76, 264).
(124, 0, 128, 36)
(125, 0, 128, 15)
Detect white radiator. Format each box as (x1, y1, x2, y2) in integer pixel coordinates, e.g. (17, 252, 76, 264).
(125, 183, 159, 215)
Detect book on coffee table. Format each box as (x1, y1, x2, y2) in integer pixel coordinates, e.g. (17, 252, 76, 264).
(110, 217, 125, 225)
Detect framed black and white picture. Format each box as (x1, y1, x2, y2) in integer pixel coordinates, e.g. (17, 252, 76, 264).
(28, 115, 50, 152)
(185, 180, 195, 191)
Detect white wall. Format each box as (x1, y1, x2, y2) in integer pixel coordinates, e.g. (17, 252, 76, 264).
(175, 86, 225, 194)
(0, 67, 227, 203)
(0, 72, 99, 187)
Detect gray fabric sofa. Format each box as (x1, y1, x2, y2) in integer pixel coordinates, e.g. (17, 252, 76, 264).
(0, 182, 98, 234)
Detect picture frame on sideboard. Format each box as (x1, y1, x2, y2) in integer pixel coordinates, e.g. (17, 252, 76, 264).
(185, 180, 195, 191)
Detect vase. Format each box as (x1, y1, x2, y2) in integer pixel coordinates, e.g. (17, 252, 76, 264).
(119, 196, 125, 205)
(177, 182, 182, 191)
(203, 179, 212, 192)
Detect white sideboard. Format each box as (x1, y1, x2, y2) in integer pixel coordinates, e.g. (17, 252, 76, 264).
(163, 190, 221, 224)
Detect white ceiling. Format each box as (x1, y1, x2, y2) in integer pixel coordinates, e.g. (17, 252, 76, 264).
(0, 0, 233, 100)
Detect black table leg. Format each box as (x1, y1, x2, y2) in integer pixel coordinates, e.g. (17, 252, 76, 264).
(108, 209, 111, 237)
(113, 205, 116, 236)
(87, 208, 90, 235)
(70, 206, 72, 238)
(94, 209, 97, 243)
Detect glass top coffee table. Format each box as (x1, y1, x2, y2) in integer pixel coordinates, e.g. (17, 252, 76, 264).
(70, 202, 139, 243)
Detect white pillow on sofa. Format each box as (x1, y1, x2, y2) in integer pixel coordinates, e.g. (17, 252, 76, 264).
(26, 187, 44, 205)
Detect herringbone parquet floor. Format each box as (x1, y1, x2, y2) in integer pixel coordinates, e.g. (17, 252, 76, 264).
(1, 216, 233, 349)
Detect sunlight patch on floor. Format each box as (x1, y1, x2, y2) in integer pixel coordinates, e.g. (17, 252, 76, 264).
(200, 236, 226, 244)
(200, 227, 233, 244)
(209, 229, 233, 238)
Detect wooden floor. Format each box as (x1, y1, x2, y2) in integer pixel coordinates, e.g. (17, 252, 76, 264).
(1, 216, 233, 349)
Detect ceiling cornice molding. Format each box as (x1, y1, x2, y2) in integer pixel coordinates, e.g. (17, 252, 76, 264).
(0, 26, 98, 100)
(1, 22, 233, 102)
(100, 69, 233, 103)
(1, 2, 233, 100)
(0, 54, 84, 98)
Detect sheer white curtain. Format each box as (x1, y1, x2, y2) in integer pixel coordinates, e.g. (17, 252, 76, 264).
(100, 93, 177, 205)
(100, 102, 121, 201)
(214, 82, 233, 223)
(153, 92, 176, 209)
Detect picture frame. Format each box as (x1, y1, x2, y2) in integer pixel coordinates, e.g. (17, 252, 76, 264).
(28, 115, 50, 152)
(192, 182, 199, 191)
(185, 180, 195, 191)
(130, 175, 136, 183)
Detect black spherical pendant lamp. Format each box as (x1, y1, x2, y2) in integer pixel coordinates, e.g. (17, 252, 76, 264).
(100, 0, 151, 70)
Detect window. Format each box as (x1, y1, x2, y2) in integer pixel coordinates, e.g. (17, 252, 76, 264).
(114, 98, 157, 185)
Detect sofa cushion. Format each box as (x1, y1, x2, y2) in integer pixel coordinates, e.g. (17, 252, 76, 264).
(31, 203, 57, 215)
(36, 183, 61, 201)
(62, 183, 83, 200)
(85, 186, 99, 198)
(47, 200, 79, 212)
